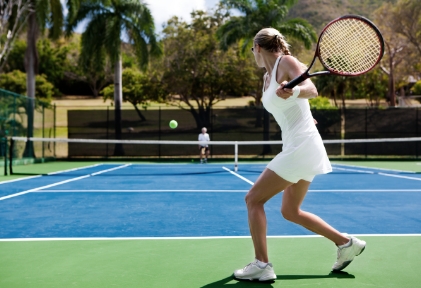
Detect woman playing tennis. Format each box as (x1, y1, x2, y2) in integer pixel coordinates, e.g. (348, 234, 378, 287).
(234, 28, 366, 281)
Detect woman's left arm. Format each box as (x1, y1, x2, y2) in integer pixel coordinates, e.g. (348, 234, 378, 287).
(275, 56, 318, 99)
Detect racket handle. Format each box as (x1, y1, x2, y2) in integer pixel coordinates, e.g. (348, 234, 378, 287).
(284, 74, 308, 89)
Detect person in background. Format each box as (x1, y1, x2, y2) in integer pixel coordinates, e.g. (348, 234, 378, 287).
(198, 127, 210, 163)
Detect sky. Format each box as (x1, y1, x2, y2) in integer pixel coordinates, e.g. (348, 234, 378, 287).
(146, 0, 220, 32)
(63, 0, 221, 34)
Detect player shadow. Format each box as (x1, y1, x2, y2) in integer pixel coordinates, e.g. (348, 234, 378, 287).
(200, 271, 354, 287)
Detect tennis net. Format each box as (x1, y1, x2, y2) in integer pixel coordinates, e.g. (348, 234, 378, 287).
(5, 136, 421, 175)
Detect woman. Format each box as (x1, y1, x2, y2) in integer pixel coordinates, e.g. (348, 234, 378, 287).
(233, 28, 366, 281)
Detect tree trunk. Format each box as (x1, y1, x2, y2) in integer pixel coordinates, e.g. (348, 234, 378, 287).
(113, 56, 124, 156)
(133, 104, 146, 121)
(190, 105, 211, 130)
(23, 11, 37, 158)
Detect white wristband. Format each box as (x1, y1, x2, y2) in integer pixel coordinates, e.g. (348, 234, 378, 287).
(291, 86, 300, 99)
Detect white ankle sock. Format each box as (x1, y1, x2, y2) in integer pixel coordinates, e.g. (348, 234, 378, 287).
(255, 259, 268, 268)
(338, 239, 352, 248)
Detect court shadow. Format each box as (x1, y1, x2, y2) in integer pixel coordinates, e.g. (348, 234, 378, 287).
(277, 270, 355, 280)
(200, 271, 354, 287)
(200, 275, 275, 288)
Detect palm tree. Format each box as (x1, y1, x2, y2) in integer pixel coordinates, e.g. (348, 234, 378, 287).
(216, 0, 317, 153)
(66, 0, 161, 156)
(24, 0, 66, 157)
(217, 0, 316, 53)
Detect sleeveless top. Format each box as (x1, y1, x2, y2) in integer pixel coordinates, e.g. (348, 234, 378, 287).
(262, 56, 332, 177)
(262, 56, 319, 149)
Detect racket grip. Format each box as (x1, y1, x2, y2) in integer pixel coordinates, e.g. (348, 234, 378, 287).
(284, 74, 308, 89)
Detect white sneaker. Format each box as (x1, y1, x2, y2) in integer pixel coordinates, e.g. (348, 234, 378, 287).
(332, 236, 366, 271)
(233, 259, 276, 281)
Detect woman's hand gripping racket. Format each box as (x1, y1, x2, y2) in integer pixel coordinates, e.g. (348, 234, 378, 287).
(284, 15, 384, 89)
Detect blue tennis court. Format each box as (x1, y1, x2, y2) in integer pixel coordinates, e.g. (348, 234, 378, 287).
(1, 163, 421, 239)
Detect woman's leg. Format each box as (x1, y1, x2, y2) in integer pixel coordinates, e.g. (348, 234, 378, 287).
(281, 180, 349, 246)
(245, 168, 292, 263)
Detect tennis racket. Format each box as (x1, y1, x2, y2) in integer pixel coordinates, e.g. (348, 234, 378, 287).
(284, 15, 384, 89)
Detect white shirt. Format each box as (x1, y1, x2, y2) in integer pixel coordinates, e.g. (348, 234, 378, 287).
(198, 133, 210, 147)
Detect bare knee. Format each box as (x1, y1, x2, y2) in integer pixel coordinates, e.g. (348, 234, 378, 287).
(281, 206, 300, 223)
(245, 188, 265, 208)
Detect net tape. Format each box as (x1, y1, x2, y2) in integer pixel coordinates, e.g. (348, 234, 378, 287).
(11, 137, 421, 145)
(319, 18, 382, 74)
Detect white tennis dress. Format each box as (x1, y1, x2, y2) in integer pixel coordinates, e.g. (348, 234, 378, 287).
(262, 56, 332, 183)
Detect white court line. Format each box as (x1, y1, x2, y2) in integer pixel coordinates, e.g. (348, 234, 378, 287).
(35, 189, 249, 193)
(332, 163, 417, 174)
(222, 166, 254, 185)
(47, 163, 102, 175)
(332, 167, 374, 174)
(309, 189, 421, 192)
(379, 173, 421, 181)
(33, 189, 421, 193)
(0, 163, 103, 185)
(1, 234, 421, 242)
(0, 164, 131, 201)
(0, 175, 42, 184)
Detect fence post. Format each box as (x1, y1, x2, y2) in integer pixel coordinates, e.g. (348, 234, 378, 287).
(417, 108, 419, 158)
(9, 138, 13, 175)
(158, 106, 161, 160)
(42, 104, 45, 161)
(106, 106, 109, 158)
(53, 104, 56, 157)
(3, 136, 7, 176)
(13, 94, 16, 136)
(365, 107, 368, 158)
(234, 142, 238, 172)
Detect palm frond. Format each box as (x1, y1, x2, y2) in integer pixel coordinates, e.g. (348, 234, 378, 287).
(221, 0, 253, 14)
(217, 17, 248, 50)
(80, 13, 108, 61)
(65, 0, 82, 31)
(65, 2, 106, 36)
(103, 17, 122, 64)
(48, 0, 64, 39)
(278, 19, 317, 49)
(35, 0, 50, 32)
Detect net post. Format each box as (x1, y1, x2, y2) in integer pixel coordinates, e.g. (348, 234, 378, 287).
(234, 141, 238, 172)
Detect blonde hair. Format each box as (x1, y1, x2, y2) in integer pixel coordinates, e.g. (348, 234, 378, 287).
(254, 28, 291, 55)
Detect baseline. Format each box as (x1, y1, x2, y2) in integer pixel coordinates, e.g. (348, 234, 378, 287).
(30, 189, 421, 193)
(0, 164, 131, 201)
(1, 234, 420, 242)
(0, 163, 102, 185)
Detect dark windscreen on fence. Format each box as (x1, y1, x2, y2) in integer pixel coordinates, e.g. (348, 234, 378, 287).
(66, 107, 420, 158)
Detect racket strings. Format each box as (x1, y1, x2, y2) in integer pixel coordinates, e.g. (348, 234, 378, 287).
(319, 18, 382, 75)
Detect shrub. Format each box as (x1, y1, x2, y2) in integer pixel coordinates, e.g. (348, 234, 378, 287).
(0, 70, 56, 104)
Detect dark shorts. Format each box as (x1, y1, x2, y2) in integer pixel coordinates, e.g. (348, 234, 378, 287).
(199, 146, 209, 152)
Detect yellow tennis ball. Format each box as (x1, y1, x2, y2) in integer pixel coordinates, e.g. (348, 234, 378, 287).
(169, 120, 178, 129)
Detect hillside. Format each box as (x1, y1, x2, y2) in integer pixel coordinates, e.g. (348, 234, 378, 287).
(288, 0, 396, 33)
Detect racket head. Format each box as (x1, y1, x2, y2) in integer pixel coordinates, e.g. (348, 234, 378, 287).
(316, 15, 384, 76)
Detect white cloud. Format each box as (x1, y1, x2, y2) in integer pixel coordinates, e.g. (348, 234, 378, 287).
(145, 0, 207, 32)
(61, 0, 221, 34)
